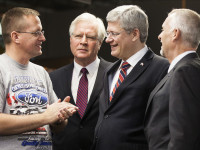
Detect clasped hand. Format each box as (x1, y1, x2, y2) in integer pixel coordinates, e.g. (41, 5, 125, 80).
(44, 96, 78, 125)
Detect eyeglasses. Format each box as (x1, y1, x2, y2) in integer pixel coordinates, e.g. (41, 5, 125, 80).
(16, 31, 44, 37)
(106, 31, 122, 38)
(72, 33, 97, 41)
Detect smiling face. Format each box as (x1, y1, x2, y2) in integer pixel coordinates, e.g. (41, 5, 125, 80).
(105, 21, 134, 60)
(17, 15, 46, 59)
(70, 21, 101, 66)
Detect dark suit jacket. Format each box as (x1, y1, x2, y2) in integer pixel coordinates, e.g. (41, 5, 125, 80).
(49, 58, 111, 150)
(144, 53, 200, 150)
(93, 49, 169, 150)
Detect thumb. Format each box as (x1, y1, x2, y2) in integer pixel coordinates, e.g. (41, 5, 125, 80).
(63, 96, 70, 102)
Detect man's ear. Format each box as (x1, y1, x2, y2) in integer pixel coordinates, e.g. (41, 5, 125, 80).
(131, 28, 140, 42)
(172, 28, 181, 41)
(97, 40, 102, 51)
(10, 31, 20, 44)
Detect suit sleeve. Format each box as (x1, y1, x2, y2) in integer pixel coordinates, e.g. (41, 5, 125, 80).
(168, 64, 200, 150)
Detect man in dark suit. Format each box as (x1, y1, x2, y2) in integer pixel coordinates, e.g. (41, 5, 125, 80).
(93, 5, 169, 150)
(49, 13, 111, 150)
(144, 9, 200, 150)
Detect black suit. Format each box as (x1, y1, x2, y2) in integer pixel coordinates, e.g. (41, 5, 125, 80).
(49, 58, 111, 150)
(144, 53, 200, 150)
(93, 49, 169, 150)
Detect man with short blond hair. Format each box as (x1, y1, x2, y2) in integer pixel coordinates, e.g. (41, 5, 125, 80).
(0, 7, 78, 150)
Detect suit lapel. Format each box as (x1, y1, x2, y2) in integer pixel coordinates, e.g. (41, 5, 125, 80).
(108, 49, 154, 107)
(83, 59, 108, 116)
(145, 70, 173, 115)
(104, 60, 121, 109)
(63, 63, 76, 105)
(145, 52, 199, 115)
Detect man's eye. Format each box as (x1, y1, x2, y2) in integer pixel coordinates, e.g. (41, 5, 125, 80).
(112, 32, 119, 36)
(75, 35, 82, 38)
(87, 36, 96, 40)
(35, 32, 40, 35)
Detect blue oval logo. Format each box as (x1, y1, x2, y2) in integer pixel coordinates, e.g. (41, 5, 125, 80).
(17, 91, 48, 106)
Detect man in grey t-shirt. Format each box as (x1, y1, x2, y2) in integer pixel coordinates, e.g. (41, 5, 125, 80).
(0, 7, 78, 150)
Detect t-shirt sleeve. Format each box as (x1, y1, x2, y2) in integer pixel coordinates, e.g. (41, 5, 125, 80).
(43, 69, 58, 105)
(0, 70, 5, 113)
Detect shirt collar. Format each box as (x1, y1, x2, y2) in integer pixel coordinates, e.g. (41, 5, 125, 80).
(120, 45, 148, 69)
(168, 50, 196, 73)
(74, 57, 100, 76)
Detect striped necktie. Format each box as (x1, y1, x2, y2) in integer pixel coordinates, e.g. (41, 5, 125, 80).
(76, 68, 88, 118)
(110, 62, 130, 102)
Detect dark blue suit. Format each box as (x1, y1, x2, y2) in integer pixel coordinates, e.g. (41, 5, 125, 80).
(93, 49, 169, 150)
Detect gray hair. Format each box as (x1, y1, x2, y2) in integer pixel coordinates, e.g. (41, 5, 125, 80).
(106, 5, 149, 43)
(168, 9, 200, 48)
(69, 12, 106, 43)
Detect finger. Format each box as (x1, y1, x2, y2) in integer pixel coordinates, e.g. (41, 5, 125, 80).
(64, 102, 79, 110)
(60, 102, 78, 112)
(67, 107, 78, 116)
(60, 109, 70, 119)
(58, 113, 65, 121)
(57, 98, 62, 103)
(65, 109, 73, 117)
(75, 106, 79, 111)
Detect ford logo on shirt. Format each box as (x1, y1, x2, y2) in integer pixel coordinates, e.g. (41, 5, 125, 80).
(16, 91, 48, 106)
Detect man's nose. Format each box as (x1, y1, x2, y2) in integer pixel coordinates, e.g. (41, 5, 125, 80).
(105, 36, 113, 43)
(39, 33, 46, 42)
(80, 35, 88, 44)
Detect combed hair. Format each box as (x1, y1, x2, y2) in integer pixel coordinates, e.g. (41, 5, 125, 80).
(168, 9, 200, 48)
(1, 7, 39, 44)
(106, 5, 149, 43)
(69, 12, 106, 43)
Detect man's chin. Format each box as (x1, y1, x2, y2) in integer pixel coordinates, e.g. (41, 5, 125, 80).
(111, 51, 118, 58)
(32, 51, 42, 58)
(160, 49, 164, 57)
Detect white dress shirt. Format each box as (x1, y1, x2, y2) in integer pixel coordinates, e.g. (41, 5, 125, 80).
(110, 45, 148, 95)
(168, 50, 196, 73)
(71, 57, 100, 103)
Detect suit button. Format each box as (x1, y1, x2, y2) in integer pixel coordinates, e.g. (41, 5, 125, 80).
(80, 125, 83, 129)
(104, 115, 109, 119)
(95, 136, 98, 140)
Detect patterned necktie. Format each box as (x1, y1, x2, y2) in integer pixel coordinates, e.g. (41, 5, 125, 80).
(76, 68, 88, 118)
(110, 62, 130, 102)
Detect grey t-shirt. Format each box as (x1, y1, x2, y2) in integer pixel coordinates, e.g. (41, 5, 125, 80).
(0, 53, 57, 150)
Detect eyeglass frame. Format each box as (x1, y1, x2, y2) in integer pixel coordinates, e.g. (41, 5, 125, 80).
(106, 29, 133, 38)
(16, 30, 44, 37)
(106, 31, 121, 38)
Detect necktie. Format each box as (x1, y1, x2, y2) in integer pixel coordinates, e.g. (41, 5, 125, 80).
(76, 68, 88, 118)
(110, 62, 130, 102)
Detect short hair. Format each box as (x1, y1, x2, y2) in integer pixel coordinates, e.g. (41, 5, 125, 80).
(1, 7, 40, 44)
(106, 5, 149, 43)
(168, 9, 200, 48)
(69, 12, 106, 43)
